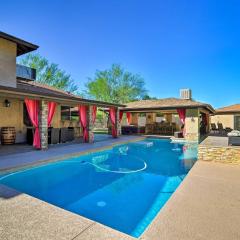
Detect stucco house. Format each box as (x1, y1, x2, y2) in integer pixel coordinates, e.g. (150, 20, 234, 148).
(0, 31, 216, 150)
(0, 31, 123, 150)
(211, 104, 240, 131)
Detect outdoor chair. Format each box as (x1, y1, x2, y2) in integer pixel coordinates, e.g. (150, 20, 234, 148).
(50, 128, 60, 144)
(210, 123, 218, 133)
(217, 123, 226, 135)
(67, 127, 74, 142)
(60, 128, 68, 143)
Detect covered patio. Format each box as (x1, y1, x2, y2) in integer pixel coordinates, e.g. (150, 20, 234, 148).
(120, 97, 215, 142)
(0, 80, 124, 152)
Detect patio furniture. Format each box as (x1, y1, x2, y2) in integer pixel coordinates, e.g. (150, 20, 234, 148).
(48, 128, 60, 144)
(154, 122, 176, 135)
(228, 136, 240, 146)
(60, 128, 68, 143)
(145, 124, 154, 134)
(67, 127, 74, 142)
(121, 125, 138, 135)
(138, 126, 145, 134)
(210, 123, 218, 133)
(217, 123, 226, 135)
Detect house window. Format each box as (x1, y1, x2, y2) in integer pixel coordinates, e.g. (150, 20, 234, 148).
(61, 106, 79, 121)
(156, 113, 164, 117)
(139, 113, 146, 117)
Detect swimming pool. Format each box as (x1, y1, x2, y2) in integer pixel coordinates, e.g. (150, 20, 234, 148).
(0, 138, 198, 237)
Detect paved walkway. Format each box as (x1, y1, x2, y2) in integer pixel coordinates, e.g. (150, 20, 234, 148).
(0, 135, 142, 172)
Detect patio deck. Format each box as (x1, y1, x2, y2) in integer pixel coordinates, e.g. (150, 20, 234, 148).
(0, 135, 143, 172)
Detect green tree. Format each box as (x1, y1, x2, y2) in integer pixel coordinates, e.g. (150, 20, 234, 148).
(142, 94, 158, 100)
(84, 64, 147, 104)
(18, 53, 78, 93)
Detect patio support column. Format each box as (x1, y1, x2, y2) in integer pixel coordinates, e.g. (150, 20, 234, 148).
(88, 105, 94, 143)
(185, 108, 200, 142)
(116, 108, 121, 136)
(39, 100, 48, 150)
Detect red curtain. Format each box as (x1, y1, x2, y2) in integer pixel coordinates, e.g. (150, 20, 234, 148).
(119, 110, 123, 122)
(25, 99, 41, 149)
(92, 105, 97, 125)
(109, 107, 117, 138)
(78, 105, 89, 142)
(177, 109, 186, 136)
(48, 102, 57, 127)
(202, 113, 208, 126)
(126, 112, 131, 124)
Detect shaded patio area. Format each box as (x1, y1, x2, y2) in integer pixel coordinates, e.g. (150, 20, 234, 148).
(0, 135, 142, 172)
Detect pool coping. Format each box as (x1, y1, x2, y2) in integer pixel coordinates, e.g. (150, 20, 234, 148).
(0, 136, 145, 174)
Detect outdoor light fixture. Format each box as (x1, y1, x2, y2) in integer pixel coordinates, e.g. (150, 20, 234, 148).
(4, 99, 11, 107)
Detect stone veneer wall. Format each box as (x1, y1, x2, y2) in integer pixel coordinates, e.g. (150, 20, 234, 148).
(39, 100, 48, 149)
(198, 145, 240, 164)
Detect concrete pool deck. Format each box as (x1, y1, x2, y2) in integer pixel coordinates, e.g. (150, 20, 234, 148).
(1, 136, 240, 239)
(1, 161, 240, 239)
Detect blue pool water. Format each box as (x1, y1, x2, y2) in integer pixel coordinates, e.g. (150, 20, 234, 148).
(0, 138, 198, 237)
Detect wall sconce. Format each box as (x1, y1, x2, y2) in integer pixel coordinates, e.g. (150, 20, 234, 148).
(4, 99, 11, 107)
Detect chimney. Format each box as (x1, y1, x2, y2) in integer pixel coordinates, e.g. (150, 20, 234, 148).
(180, 89, 192, 100)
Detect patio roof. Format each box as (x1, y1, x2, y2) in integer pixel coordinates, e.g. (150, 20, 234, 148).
(0, 31, 39, 56)
(216, 104, 240, 114)
(121, 98, 215, 113)
(0, 80, 124, 108)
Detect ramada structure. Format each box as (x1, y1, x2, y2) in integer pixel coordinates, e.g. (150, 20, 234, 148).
(121, 93, 215, 142)
(0, 31, 218, 151)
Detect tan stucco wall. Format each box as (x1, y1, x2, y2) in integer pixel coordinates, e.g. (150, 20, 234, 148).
(185, 109, 199, 142)
(211, 115, 234, 129)
(0, 38, 17, 88)
(51, 105, 61, 128)
(0, 102, 82, 144)
(130, 113, 138, 125)
(0, 97, 26, 143)
(146, 113, 154, 124)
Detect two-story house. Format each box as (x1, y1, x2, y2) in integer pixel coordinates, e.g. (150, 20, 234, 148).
(0, 32, 122, 150)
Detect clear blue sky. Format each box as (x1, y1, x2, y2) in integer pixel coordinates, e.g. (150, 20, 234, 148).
(1, 0, 240, 108)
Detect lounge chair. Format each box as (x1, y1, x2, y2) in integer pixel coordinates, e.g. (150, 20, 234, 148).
(210, 123, 218, 133)
(217, 123, 226, 135)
